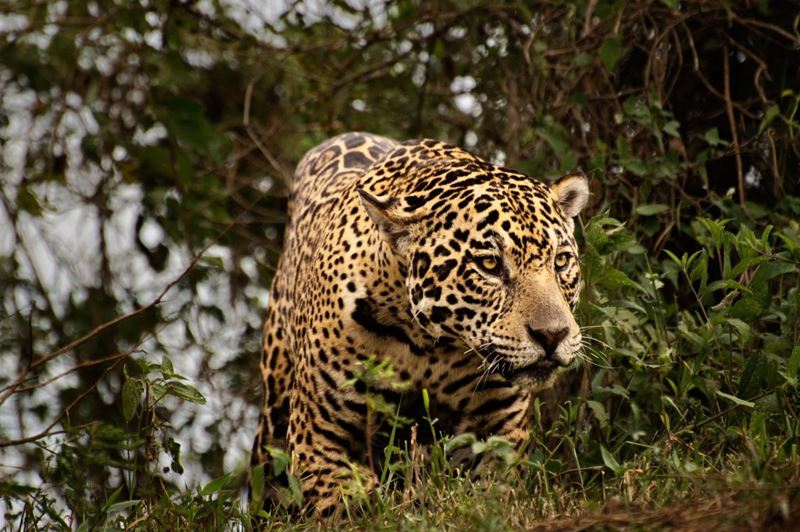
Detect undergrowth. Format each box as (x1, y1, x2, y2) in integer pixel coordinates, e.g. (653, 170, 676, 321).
(7, 209, 799, 530)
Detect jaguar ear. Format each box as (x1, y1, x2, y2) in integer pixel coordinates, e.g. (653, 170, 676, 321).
(357, 189, 420, 252)
(551, 173, 589, 218)
(358, 189, 403, 232)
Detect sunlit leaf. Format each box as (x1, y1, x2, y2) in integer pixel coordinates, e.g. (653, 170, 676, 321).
(635, 204, 669, 216)
(165, 382, 207, 404)
(600, 445, 622, 474)
(716, 390, 755, 408)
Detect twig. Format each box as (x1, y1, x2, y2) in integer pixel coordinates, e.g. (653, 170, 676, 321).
(735, 16, 800, 44)
(722, 44, 746, 209)
(767, 129, 783, 198)
(582, 0, 598, 37)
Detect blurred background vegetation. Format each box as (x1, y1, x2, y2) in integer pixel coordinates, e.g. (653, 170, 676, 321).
(0, 0, 799, 529)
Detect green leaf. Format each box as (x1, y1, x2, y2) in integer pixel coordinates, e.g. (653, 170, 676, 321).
(621, 156, 648, 176)
(730, 255, 770, 278)
(586, 400, 609, 429)
(445, 433, 476, 453)
(758, 105, 780, 134)
(702, 127, 726, 147)
(743, 201, 769, 219)
(161, 356, 174, 376)
(599, 36, 623, 72)
(534, 121, 578, 172)
(287, 471, 303, 507)
(600, 445, 622, 474)
(151, 383, 167, 402)
(663, 120, 680, 137)
(16, 188, 43, 215)
(726, 318, 751, 338)
(696, 218, 729, 244)
(0, 483, 37, 497)
(729, 297, 763, 320)
(199, 473, 232, 497)
(688, 250, 708, 287)
(596, 267, 645, 293)
(663, 249, 683, 267)
(635, 203, 669, 216)
(165, 382, 206, 404)
(751, 261, 797, 285)
(200, 256, 226, 269)
(267, 446, 290, 477)
(716, 390, 755, 408)
(249, 463, 265, 512)
(608, 384, 630, 399)
(738, 352, 767, 399)
(789, 346, 800, 378)
(122, 378, 143, 422)
(103, 485, 123, 510)
(106, 499, 141, 513)
(125, 359, 144, 379)
(575, 52, 594, 67)
(704, 279, 749, 295)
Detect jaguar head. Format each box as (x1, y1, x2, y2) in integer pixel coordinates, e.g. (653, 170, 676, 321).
(359, 167, 589, 389)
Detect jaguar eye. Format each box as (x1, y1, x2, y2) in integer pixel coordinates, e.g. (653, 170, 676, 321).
(474, 255, 504, 276)
(554, 252, 572, 271)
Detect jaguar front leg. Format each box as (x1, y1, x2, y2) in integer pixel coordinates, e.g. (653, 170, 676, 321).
(468, 390, 534, 472)
(286, 383, 378, 516)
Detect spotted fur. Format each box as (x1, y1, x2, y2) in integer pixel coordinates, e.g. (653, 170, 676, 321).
(250, 132, 589, 515)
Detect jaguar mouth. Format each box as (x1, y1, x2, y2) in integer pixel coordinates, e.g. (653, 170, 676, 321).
(504, 359, 559, 382)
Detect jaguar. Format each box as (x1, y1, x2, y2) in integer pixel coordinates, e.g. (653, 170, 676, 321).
(250, 132, 589, 515)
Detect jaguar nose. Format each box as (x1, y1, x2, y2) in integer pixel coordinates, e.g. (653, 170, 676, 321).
(526, 326, 569, 358)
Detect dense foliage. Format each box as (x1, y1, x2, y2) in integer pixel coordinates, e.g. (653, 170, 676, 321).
(1, 0, 798, 529)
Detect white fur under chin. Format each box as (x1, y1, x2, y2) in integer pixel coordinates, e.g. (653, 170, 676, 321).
(514, 371, 559, 391)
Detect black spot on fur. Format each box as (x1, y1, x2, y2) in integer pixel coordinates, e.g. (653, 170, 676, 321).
(433, 244, 449, 257)
(477, 210, 499, 231)
(404, 195, 426, 210)
(432, 259, 457, 281)
(412, 251, 431, 277)
(429, 306, 452, 323)
(344, 135, 366, 148)
(344, 151, 371, 168)
(455, 307, 477, 320)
